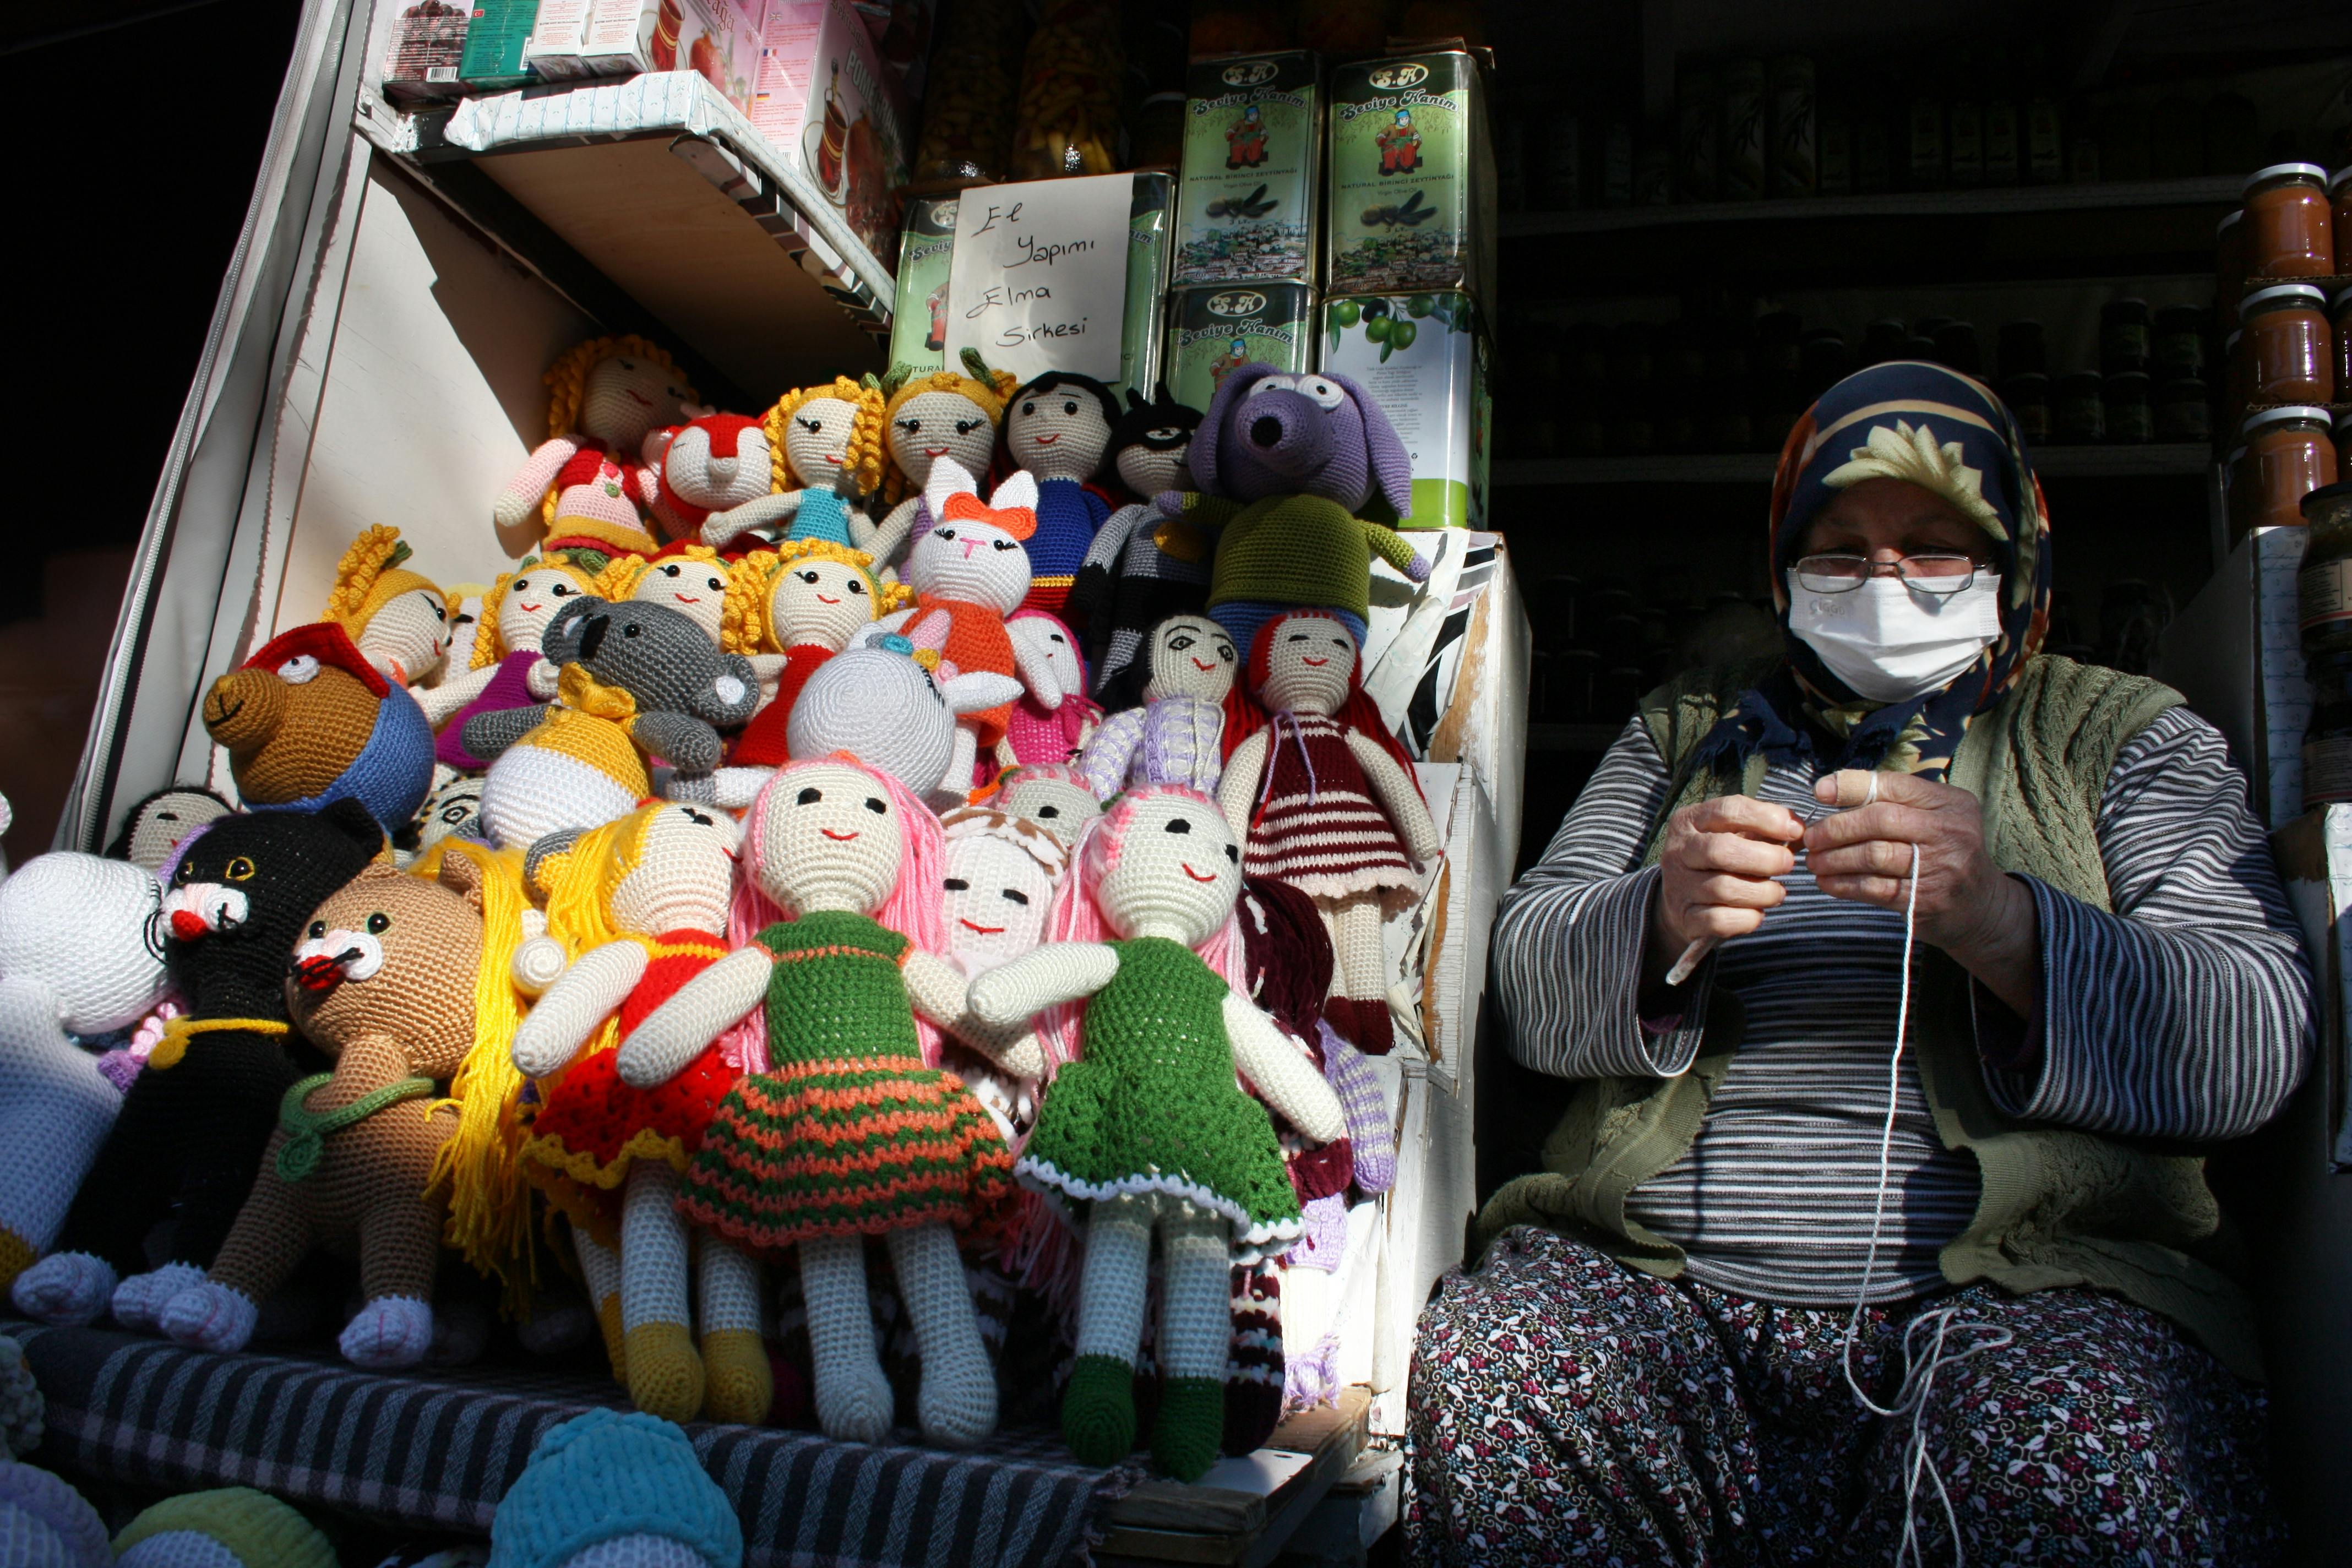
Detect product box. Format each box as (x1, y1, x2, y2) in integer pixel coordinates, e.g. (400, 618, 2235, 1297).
(751, 0, 913, 260)
(519, 0, 599, 80)
(1326, 51, 1496, 306)
(1166, 281, 1316, 415)
(887, 192, 961, 373)
(380, 0, 471, 104)
(1115, 171, 1174, 402)
(577, 0, 765, 108)
(1174, 51, 1320, 286)
(458, 0, 542, 91)
(1321, 291, 1488, 529)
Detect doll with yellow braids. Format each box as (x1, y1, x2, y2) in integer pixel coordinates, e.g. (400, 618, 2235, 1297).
(492, 335, 698, 543)
(420, 559, 607, 772)
(701, 376, 893, 553)
(507, 803, 770, 1424)
(596, 544, 731, 648)
(324, 526, 456, 688)
(718, 541, 912, 771)
(866, 355, 1022, 571)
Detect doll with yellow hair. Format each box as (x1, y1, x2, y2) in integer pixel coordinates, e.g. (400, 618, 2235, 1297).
(865, 354, 1022, 571)
(596, 545, 731, 648)
(419, 558, 607, 772)
(507, 803, 770, 1425)
(324, 526, 456, 688)
(701, 376, 894, 553)
(491, 335, 698, 543)
(718, 541, 912, 771)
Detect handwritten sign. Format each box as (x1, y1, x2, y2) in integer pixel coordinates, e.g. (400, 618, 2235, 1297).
(944, 173, 1131, 384)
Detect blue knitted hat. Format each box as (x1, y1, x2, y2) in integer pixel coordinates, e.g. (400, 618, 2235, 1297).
(488, 1411, 741, 1568)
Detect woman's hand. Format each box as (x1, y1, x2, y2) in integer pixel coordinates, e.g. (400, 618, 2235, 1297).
(1805, 769, 2038, 1017)
(1646, 796, 1804, 986)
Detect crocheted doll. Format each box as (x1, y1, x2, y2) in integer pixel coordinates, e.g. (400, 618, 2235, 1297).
(742, 640, 1019, 809)
(1076, 614, 1247, 801)
(629, 758, 1020, 1446)
(509, 804, 770, 1425)
(717, 542, 909, 771)
(156, 843, 524, 1368)
(598, 544, 732, 647)
(1001, 372, 1119, 621)
(324, 525, 456, 687)
(204, 622, 437, 837)
(489, 1408, 742, 1568)
(1157, 366, 1430, 653)
(105, 783, 231, 869)
(646, 412, 774, 544)
(867, 356, 1022, 571)
(703, 377, 892, 552)
(493, 335, 696, 545)
(1001, 609, 1102, 772)
(936, 806, 1068, 1142)
(395, 772, 486, 867)
(0, 854, 172, 1288)
(11, 804, 383, 1328)
(965, 786, 1346, 1479)
(466, 598, 760, 846)
(989, 761, 1102, 846)
(1071, 384, 1209, 704)
(421, 560, 606, 771)
(1217, 612, 1440, 1054)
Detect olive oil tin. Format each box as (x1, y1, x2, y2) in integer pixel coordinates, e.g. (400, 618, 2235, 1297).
(1166, 282, 1316, 414)
(1175, 51, 1321, 286)
(1326, 51, 1495, 305)
(1321, 291, 1488, 529)
(886, 193, 961, 374)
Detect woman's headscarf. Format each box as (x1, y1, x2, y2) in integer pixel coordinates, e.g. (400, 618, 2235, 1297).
(1694, 361, 2052, 782)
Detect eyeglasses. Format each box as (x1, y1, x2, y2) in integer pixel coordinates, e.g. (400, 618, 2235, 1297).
(1790, 552, 1979, 596)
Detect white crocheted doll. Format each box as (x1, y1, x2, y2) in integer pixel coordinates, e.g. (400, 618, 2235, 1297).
(720, 543, 912, 769)
(1076, 614, 1244, 801)
(324, 526, 456, 689)
(990, 761, 1104, 846)
(967, 787, 1345, 1479)
(622, 759, 1031, 1448)
(599, 546, 732, 647)
(866, 360, 1020, 571)
(1217, 612, 1440, 1054)
(493, 335, 696, 540)
(936, 807, 1067, 1141)
(415, 560, 606, 766)
(702, 377, 891, 553)
(509, 803, 770, 1425)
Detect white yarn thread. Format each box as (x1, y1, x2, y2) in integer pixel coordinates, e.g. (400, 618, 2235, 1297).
(1838, 827, 2015, 1567)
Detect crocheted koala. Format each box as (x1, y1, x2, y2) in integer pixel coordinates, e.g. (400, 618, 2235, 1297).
(204, 622, 437, 836)
(1077, 614, 1240, 799)
(466, 598, 760, 847)
(647, 413, 772, 543)
(0, 854, 172, 1287)
(12, 803, 384, 1329)
(157, 854, 494, 1368)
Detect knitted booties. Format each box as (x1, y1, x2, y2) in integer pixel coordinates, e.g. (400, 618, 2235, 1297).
(1152, 1377, 1226, 1483)
(698, 1330, 772, 1427)
(623, 1321, 705, 1424)
(1061, 1354, 1137, 1467)
(111, 1263, 210, 1333)
(9, 1254, 116, 1327)
(158, 1280, 260, 1354)
(341, 1295, 434, 1369)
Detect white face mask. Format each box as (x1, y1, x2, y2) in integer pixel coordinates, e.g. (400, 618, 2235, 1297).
(1786, 571, 2004, 703)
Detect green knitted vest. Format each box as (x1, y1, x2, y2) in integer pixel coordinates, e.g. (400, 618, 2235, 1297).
(1174, 493, 1423, 620)
(1473, 654, 2265, 1378)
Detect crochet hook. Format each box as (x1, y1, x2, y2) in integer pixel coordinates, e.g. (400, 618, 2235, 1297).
(1660, 783, 1864, 988)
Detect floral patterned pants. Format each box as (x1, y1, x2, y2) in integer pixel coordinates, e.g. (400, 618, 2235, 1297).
(1404, 1228, 2280, 1567)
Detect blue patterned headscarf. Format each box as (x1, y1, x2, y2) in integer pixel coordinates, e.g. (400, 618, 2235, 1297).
(1693, 361, 2052, 782)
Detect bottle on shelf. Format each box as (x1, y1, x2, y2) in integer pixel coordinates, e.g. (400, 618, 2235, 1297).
(1946, 50, 1984, 188)
(2023, 48, 2065, 184)
(2298, 481, 2352, 660)
(1905, 71, 1946, 189)
(1983, 49, 2020, 187)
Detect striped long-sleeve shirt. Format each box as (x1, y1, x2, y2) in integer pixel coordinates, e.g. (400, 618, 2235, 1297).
(1491, 704, 2312, 1304)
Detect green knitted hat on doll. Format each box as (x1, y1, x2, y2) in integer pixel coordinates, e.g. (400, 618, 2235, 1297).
(488, 1410, 742, 1568)
(112, 1487, 336, 1568)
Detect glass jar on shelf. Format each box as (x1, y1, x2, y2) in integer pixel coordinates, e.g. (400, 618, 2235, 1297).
(2242, 164, 2335, 279)
(1010, 0, 1126, 179)
(2302, 645, 2352, 810)
(2333, 168, 2352, 277)
(2297, 480, 2352, 659)
(2333, 285, 2352, 409)
(2154, 379, 2208, 444)
(909, 0, 1028, 185)
(2240, 284, 2335, 406)
(2002, 371, 2051, 442)
(2153, 306, 2206, 380)
(2240, 406, 2340, 539)
(2055, 372, 2104, 443)
(2099, 298, 2149, 375)
(2104, 372, 2153, 444)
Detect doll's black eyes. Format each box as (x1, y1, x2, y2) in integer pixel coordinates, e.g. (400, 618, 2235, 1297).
(1169, 635, 1193, 650)
(797, 788, 823, 804)
(797, 416, 823, 433)
(1164, 818, 1192, 834)
(308, 921, 326, 939)
(366, 913, 391, 934)
(993, 540, 1017, 552)
(848, 581, 865, 595)
(683, 808, 714, 826)
(552, 584, 575, 596)
(662, 564, 682, 576)
(864, 798, 887, 814)
(1225, 845, 1239, 862)
(956, 419, 981, 434)
(1037, 806, 1060, 818)
(1003, 889, 1030, 905)
(944, 878, 968, 891)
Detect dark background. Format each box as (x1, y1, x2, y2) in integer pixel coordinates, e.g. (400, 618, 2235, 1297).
(0, 0, 304, 865)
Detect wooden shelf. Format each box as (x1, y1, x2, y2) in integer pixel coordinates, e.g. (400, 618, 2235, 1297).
(1500, 176, 2243, 238)
(1494, 444, 2213, 486)
(1098, 1387, 1371, 1566)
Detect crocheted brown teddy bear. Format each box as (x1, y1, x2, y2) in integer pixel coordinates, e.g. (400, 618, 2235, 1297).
(203, 622, 435, 836)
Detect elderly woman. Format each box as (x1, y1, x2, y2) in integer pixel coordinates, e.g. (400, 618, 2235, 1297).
(1408, 363, 2309, 1565)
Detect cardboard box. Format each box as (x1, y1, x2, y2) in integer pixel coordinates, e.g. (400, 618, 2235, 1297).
(1326, 51, 1496, 306)
(1174, 51, 1320, 286)
(381, 0, 471, 104)
(1321, 291, 1489, 529)
(520, 0, 600, 80)
(1165, 282, 1316, 415)
(458, 0, 542, 90)
(750, 0, 912, 260)
(579, 0, 765, 110)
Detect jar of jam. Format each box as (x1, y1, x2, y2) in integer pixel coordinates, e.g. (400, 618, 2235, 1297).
(2334, 285, 2352, 409)
(2240, 283, 2336, 405)
(2104, 372, 2153, 443)
(2242, 164, 2336, 279)
(2298, 480, 2352, 658)
(2339, 410, 2352, 481)
(2100, 299, 2150, 375)
(2301, 647, 2352, 810)
(2242, 405, 2340, 534)
(2055, 372, 2104, 444)
(2215, 210, 2247, 322)
(2155, 379, 2209, 444)
(2153, 306, 2206, 379)
(2001, 372, 2050, 443)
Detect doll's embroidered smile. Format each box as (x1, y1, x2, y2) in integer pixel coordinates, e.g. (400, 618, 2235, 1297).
(1182, 863, 1217, 882)
(821, 828, 861, 841)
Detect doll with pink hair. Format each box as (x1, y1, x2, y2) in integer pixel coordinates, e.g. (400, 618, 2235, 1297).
(966, 786, 1346, 1480)
(999, 609, 1102, 775)
(617, 755, 1023, 1448)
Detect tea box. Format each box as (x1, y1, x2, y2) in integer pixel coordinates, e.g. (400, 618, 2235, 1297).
(887, 193, 961, 373)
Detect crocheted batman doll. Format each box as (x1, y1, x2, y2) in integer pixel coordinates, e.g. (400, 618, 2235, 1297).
(11, 802, 384, 1329)
(1070, 385, 1210, 707)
